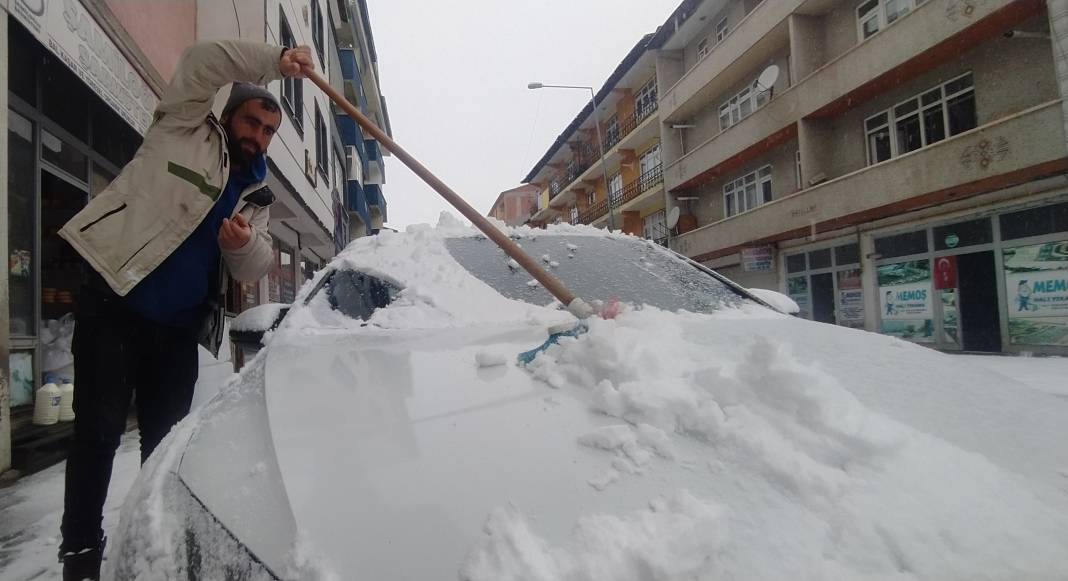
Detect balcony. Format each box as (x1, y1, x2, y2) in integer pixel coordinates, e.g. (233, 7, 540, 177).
(346, 180, 370, 235)
(365, 183, 387, 224)
(602, 102, 659, 153)
(617, 166, 664, 211)
(365, 139, 384, 185)
(673, 100, 1068, 261)
(577, 165, 665, 226)
(659, 0, 800, 123)
(549, 103, 661, 209)
(665, 0, 1044, 192)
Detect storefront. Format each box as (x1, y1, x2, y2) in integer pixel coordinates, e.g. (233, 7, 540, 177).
(5, 12, 151, 468)
(871, 198, 1068, 354)
(784, 241, 865, 327)
(781, 196, 1068, 355)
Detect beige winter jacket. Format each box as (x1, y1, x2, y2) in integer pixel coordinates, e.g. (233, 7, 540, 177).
(60, 39, 285, 296)
(59, 40, 286, 353)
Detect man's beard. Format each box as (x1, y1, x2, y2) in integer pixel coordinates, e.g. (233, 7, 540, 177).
(227, 136, 261, 167)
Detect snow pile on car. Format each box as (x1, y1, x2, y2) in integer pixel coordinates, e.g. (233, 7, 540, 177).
(463, 306, 1068, 580)
(280, 213, 593, 334)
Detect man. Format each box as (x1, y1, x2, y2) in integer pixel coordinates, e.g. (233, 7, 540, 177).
(55, 40, 315, 580)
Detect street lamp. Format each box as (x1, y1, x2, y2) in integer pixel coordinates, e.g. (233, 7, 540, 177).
(528, 82, 616, 231)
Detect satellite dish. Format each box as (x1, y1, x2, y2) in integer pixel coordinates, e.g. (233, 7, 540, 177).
(666, 207, 681, 229)
(756, 64, 780, 92)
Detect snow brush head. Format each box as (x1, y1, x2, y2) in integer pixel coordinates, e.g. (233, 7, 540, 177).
(517, 320, 589, 366)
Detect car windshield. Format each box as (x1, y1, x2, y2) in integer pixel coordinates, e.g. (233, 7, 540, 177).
(445, 235, 746, 314)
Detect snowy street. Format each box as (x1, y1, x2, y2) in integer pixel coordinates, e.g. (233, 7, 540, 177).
(0, 351, 1065, 580)
(0, 354, 234, 581)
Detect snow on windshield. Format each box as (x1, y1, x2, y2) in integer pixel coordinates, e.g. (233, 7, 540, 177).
(462, 307, 1068, 580)
(445, 236, 745, 314)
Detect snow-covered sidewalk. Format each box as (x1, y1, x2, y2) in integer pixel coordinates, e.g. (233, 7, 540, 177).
(0, 351, 235, 581)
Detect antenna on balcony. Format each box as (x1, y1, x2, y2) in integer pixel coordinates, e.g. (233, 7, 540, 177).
(755, 64, 780, 97)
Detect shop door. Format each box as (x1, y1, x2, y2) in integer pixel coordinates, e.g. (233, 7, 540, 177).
(957, 251, 1002, 352)
(811, 272, 836, 324)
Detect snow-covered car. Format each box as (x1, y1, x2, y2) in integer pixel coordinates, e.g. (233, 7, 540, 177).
(106, 219, 1068, 580)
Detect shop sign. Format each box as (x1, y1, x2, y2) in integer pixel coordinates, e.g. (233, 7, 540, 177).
(878, 260, 935, 342)
(1003, 241, 1068, 346)
(10, 0, 158, 134)
(944, 233, 960, 248)
(934, 256, 958, 290)
(741, 246, 775, 272)
(837, 268, 865, 328)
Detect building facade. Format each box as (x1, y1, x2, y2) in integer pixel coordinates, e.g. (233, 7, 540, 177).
(657, 0, 1068, 355)
(487, 184, 539, 226)
(1, 0, 192, 474)
(329, 0, 390, 243)
(0, 0, 390, 475)
(525, 35, 668, 244)
(524, 0, 1068, 355)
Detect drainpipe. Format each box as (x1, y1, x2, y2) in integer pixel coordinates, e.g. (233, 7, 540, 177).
(1048, 0, 1068, 151)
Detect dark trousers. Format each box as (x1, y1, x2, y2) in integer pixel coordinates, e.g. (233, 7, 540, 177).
(60, 286, 200, 552)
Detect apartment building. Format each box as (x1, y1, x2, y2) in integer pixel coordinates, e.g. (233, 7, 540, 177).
(656, 0, 1068, 355)
(487, 184, 539, 226)
(525, 35, 669, 244)
(330, 0, 390, 244)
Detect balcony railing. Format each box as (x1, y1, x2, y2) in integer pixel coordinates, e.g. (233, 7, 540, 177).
(576, 165, 664, 225)
(617, 166, 664, 207)
(602, 101, 659, 152)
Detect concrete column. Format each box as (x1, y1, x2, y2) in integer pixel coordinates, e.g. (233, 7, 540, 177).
(788, 13, 826, 82)
(622, 211, 642, 236)
(0, 7, 12, 475)
(860, 232, 881, 333)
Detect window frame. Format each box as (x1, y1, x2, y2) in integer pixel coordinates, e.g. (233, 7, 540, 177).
(635, 77, 658, 120)
(314, 103, 329, 182)
(723, 164, 773, 218)
(863, 71, 974, 165)
(856, 0, 926, 41)
(715, 17, 729, 44)
(719, 78, 772, 132)
(311, 0, 325, 66)
(279, 8, 304, 134)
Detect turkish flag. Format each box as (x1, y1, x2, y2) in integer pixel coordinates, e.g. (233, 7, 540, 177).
(935, 256, 958, 290)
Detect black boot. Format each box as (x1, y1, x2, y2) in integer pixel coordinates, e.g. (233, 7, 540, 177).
(59, 536, 106, 581)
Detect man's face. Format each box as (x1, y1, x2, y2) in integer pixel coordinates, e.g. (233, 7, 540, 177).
(224, 99, 282, 166)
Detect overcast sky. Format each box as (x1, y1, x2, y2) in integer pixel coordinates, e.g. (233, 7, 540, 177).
(364, 0, 678, 230)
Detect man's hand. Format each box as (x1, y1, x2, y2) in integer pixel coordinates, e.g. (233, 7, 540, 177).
(280, 46, 314, 78)
(219, 213, 253, 251)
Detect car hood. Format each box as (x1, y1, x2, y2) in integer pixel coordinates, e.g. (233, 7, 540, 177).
(263, 310, 1068, 579)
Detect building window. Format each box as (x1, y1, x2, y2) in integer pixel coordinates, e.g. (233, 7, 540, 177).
(795, 150, 803, 189)
(857, 0, 926, 40)
(635, 77, 658, 121)
(718, 79, 771, 132)
(311, 0, 325, 66)
(716, 17, 729, 44)
(639, 143, 661, 177)
(570, 206, 579, 224)
(587, 190, 596, 207)
(723, 165, 772, 218)
(609, 173, 623, 204)
(865, 72, 975, 165)
(697, 38, 710, 60)
(280, 9, 303, 132)
(604, 116, 620, 149)
(643, 209, 668, 243)
(315, 103, 328, 181)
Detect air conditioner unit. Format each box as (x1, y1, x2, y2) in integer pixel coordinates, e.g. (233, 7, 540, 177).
(345, 145, 363, 183)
